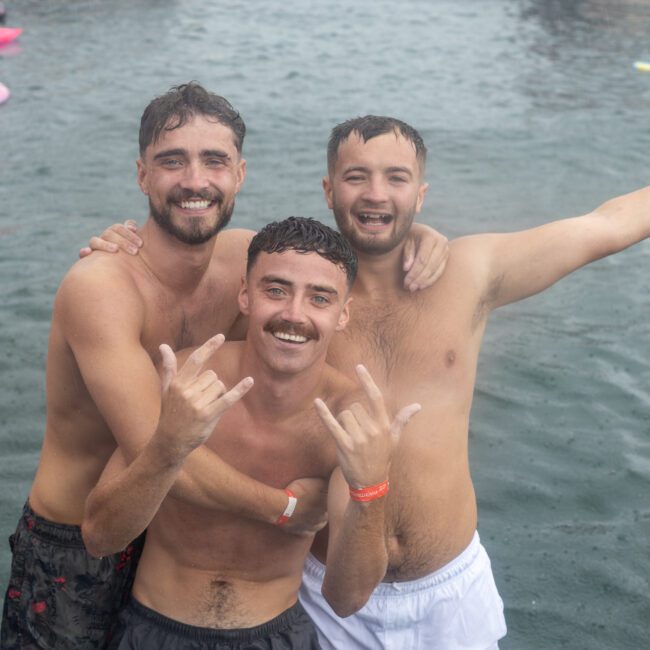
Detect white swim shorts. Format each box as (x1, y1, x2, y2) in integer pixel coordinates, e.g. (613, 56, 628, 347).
(299, 531, 506, 650)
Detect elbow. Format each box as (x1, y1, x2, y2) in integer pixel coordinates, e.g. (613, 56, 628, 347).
(81, 517, 118, 559)
(322, 585, 372, 618)
(80, 519, 104, 558)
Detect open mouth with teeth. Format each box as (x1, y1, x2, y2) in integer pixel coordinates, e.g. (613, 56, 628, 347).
(356, 213, 393, 229)
(272, 331, 309, 344)
(264, 320, 317, 345)
(177, 199, 216, 211)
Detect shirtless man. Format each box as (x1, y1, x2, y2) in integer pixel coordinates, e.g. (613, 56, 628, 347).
(82, 216, 421, 648)
(91, 115, 650, 649)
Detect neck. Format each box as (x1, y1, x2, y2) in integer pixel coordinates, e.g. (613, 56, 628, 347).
(352, 243, 408, 299)
(137, 219, 217, 292)
(240, 348, 328, 420)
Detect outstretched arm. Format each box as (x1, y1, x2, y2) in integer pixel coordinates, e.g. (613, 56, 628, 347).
(315, 365, 421, 617)
(467, 185, 650, 311)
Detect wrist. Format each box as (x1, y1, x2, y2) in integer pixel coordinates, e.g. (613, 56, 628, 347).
(348, 479, 389, 503)
(275, 489, 297, 526)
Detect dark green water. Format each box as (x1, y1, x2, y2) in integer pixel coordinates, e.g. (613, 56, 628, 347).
(1, 1, 649, 647)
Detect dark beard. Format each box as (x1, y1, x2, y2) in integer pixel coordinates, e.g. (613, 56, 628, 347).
(150, 194, 235, 245)
(334, 210, 413, 255)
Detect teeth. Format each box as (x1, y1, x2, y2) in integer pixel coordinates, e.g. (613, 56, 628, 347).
(274, 332, 308, 343)
(180, 200, 210, 210)
(358, 213, 391, 224)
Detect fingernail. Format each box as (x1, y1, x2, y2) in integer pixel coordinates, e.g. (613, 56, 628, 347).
(128, 246, 137, 255)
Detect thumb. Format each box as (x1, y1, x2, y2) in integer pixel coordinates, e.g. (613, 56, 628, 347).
(390, 403, 421, 442)
(159, 344, 177, 394)
(402, 237, 415, 272)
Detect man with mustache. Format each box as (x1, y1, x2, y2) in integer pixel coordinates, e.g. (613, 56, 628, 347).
(82, 216, 421, 649)
(92, 114, 650, 649)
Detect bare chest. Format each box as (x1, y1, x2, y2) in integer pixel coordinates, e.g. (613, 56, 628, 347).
(140, 280, 241, 355)
(328, 294, 484, 410)
(208, 406, 337, 487)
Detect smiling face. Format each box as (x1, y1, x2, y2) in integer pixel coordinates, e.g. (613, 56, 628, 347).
(324, 131, 428, 256)
(136, 114, 246, 245)
(239, 250, 351, 376)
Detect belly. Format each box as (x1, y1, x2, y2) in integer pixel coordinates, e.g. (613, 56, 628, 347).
(382, 417, 478, 581)
(132, 498, 313, 627)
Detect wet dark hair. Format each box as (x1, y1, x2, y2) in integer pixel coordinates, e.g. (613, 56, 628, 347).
(247, 217, 358, 289)
(139, 82, 246, 155)
(327, 115, 427, 173)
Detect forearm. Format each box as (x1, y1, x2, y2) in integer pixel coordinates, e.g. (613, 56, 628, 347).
(322, 499, 388, 617)
(167, 447, 287, 524)
(593, 186, 650, 252)
(82, 441, 184, 557)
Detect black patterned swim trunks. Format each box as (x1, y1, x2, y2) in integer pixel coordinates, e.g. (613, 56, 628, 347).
(1, 501, 144, 649)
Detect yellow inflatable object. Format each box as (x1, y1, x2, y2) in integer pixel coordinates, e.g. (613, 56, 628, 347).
(634, 61, 650, 72)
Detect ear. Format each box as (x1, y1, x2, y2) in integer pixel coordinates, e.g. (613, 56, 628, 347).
(136, 159, 148, 196)
(335, 297, 352, 331)
(322, 176, 334, 210)
(238, 276, 250, 315)
(235, 158, 247, 194)
(415, 182, 428, 214)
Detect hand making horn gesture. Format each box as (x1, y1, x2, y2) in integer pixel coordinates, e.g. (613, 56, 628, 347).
(314, 365, 421, 499)
(156, 334, 254, 460)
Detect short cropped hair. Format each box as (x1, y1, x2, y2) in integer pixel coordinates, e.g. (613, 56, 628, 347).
(139, 82, 246, 155)
(327, 115, 427, 173)
(247, 217, 358, 289)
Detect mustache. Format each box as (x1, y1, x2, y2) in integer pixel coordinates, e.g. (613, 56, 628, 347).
(167, 187, 224, 204)
(264, 319, 319, 341)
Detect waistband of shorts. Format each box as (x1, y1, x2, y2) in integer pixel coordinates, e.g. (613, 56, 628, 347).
(127, 597, 309, 641)
(21, 500, 86, 548)
(303, 531, 482, 595)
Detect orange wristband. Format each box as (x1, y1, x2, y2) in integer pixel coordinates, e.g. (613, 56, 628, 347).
(275, 489, 297, 526)
(349, 480, 389, 502)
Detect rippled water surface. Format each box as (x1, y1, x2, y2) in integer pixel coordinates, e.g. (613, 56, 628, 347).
(1, 1, 649, 647)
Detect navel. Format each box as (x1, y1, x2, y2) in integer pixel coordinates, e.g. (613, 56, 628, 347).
(445, 350, 456, 367)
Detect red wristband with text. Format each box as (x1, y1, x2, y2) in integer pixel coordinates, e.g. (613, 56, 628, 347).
(349, 480, 389, 502)
(275, 489, 297, 526)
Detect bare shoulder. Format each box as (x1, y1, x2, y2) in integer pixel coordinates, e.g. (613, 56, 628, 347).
(213, 228, 255, 263)
(55, 253, 145, 333)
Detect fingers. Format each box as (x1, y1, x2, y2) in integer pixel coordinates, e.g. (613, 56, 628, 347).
(404, 234, 449, 292)
(390, 403, 422, 442)
(177, 334, 225, 381)
(90, 223, 143, 255)
(88, 235, 118, 254)
(402, 237, 415, 272)
(214, 376, 254, 412)
(159, 344, 177, 393)
(314, 398, 352, 448)
(355, 364, 389, 425)
(78, 246, 91, 259)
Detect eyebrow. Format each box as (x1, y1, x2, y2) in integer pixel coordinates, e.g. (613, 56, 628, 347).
(260, 275, 339, 296)
(342, 164, 414, 177)
(153, 149, 232, 162)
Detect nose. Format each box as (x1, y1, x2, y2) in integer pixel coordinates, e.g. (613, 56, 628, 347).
(280, 295, 307, 323)
(361, 175, 389, 204)
(180, 160, 209, 192)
